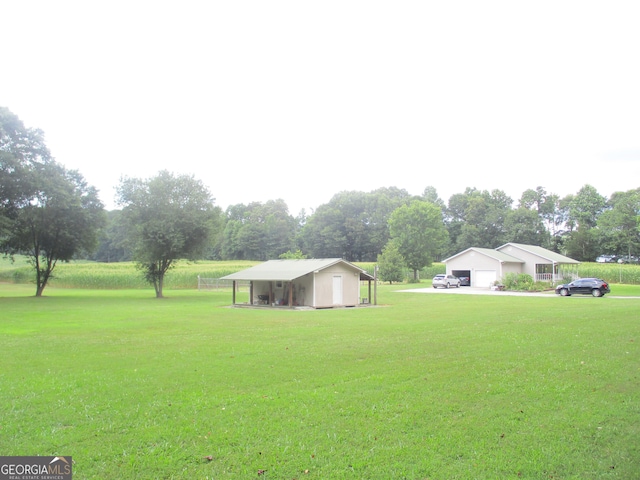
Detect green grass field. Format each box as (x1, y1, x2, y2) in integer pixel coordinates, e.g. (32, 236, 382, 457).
(1, 282, 639, 479)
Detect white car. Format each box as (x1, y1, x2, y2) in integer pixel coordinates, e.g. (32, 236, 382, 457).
(432, 274, 461, 289)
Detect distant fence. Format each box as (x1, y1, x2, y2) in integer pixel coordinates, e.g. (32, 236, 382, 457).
(197, 276, 250, 291)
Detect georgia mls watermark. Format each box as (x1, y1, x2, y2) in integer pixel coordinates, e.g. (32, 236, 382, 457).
(0, 456, 72, 480)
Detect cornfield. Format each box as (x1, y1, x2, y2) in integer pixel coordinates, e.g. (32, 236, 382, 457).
(2, 257, 638, 289)
(0, 259, 259, 290)
(578, 262, 640, 285)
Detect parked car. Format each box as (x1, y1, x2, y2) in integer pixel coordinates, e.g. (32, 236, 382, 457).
(432, 274, 461, 289)
(616, 255, 639, 264)
(555, 278, 610, 297)
(457, 275, 471, 286)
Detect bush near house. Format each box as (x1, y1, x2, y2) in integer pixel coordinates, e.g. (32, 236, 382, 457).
(501, 273, 550, 292)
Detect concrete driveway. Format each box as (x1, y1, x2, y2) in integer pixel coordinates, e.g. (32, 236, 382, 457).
(399, 286, 638, 298)
(399, 286, 556, 297)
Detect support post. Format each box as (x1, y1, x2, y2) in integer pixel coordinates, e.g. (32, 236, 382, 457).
(374, 265, 378, 305)
(232, 280, 236, 305)
(289, 282, 293, 308)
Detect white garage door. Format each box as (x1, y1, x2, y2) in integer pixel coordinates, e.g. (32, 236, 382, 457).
(475, 270, 497, 287)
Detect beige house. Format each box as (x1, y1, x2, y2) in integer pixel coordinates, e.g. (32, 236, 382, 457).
(443, 242, 580, 287)
(221, 258, 375, 308)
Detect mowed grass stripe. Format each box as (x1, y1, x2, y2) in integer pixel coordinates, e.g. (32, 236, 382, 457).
(1, 285, 638, 478)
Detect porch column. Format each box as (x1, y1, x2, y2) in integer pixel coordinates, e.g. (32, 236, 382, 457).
(289, 281, 294, 308)
(232, 280, 236, 305)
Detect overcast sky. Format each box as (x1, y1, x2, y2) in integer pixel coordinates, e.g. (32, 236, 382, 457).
(2, 1, 639, 214)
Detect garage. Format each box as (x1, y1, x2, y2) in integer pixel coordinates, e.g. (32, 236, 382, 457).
(443, 247, 524, 288)
(452, 269, 470, 286)
(444, 244, 580, 288)
(474, 270, 498, 288)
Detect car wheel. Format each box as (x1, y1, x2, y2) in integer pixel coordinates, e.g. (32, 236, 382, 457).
(456, 283, 460, 288)
(446, 283, 450, 289)
(592, 289, 603, 297)
(433, 285, 437, 289)
(559, 288, 569, 296)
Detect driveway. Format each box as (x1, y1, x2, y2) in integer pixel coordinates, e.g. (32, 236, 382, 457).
(398, 287, 555, 297)
(399, 287, 638, 298)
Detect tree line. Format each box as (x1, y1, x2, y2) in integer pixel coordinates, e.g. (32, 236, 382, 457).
(94, 183, 640, 264)
(3, 107, 639, 296)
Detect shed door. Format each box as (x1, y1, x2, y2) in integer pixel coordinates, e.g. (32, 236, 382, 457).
(332, 275, 343, 305)
(475, 270, 497, 288)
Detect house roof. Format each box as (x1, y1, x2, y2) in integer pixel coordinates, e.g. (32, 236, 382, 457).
(221, 258, 375, 281)
(498, 243, 580, 264)
(443, 247, 524, 264)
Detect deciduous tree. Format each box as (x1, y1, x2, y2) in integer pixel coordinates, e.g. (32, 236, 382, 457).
(1, 108, 105, 296)
(504, 207, 549, 246)
(596, 188, 640, 260)
(377, 241, 405, 284)
(220, 200, 296, 260)
(388, 200, 448, 281)
(445, 188, 512, 253)
(117, 171, 220, 298)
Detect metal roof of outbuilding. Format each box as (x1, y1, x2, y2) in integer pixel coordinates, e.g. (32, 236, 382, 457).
(220, 258, 375, 281)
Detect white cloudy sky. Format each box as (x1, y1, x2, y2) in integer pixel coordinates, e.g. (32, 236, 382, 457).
(2, 1, 639, 213)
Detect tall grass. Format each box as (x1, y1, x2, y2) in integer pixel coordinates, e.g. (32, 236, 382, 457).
(578, 262, 640, 284)
(2, 256, 639, 290)
(0, 258, 259, 290)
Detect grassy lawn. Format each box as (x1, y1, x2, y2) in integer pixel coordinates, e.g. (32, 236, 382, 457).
(1, 284, 639, 479)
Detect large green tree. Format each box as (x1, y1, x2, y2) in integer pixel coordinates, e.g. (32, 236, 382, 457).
(504, 207, 549, 246)
(566, 184, 607, 231)
(388, 200, 448, 280)
(518, 186, 562, 248)
(117, 171, 221, 298)
(445, 188, 513, 253)
(220, 199, 296, 260)
(562, 185, 607, 261)
(1, 107, 51, 232)
(596, 188, 640, 260)
(91, 210, 131, 262)
(1, 108, 105, 296)
(301, 188, 412, 261)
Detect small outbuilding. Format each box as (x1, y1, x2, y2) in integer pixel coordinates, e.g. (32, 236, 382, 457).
(443, 242, 580, 287)
(220, 258, 375, 308)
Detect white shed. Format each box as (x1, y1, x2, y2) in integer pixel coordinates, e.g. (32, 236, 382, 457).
(221, 258, 375, 308)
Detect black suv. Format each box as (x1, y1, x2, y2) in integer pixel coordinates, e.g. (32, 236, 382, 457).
(555, 278, 610, 297)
